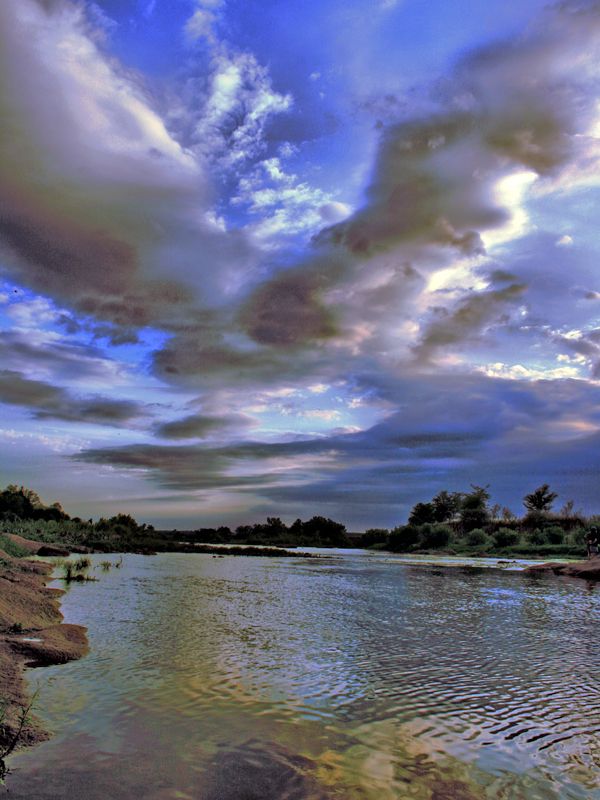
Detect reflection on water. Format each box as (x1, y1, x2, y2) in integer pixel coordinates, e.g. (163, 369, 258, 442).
(7, 551, 600, 799)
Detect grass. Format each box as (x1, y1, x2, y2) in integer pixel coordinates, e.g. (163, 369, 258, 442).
(60, 560, 97, 583)
(0, 534, 29, 559)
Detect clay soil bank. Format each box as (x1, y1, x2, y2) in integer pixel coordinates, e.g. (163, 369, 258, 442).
(0, 535, 87, 752)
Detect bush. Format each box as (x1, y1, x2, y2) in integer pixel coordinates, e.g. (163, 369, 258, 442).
(361, 528, 389, 547)
(388, 525, 420, 551)
(569, 527, 588, 546)
(466, 528, 488, 546)
(545, 526, 565, 545)
(493, 528, 520, 548)
(419, 523, 451, 549)
(527, 528, 548, 546)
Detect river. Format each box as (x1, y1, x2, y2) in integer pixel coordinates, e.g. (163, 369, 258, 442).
(6, 550, 600, 799)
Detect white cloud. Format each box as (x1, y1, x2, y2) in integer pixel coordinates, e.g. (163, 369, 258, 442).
(233, 156, 350, 245)
(181, 49, 292, 167)
(556, 234, 574, 247)
(478, 362, 583, 381)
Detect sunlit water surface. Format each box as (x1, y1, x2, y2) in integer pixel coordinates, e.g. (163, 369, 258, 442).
(7, 550, 600, 799)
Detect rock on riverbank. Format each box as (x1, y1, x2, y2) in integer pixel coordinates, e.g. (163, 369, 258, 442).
(525, 557, 600, 581)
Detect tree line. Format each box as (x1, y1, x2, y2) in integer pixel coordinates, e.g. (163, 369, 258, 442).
(1, 481, 595, 556)
(0, 484, 152, 550)
(361, 484, 592, 555)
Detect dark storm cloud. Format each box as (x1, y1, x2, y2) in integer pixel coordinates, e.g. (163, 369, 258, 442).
(238, 2, 600, 356)
(155, 413, 254, 440)
(0, 0, 259, 346)
(0, 370, 141, 424)
(0, 331, 124, 381)
(414, 282, 527, 359)
(238, 272, 337, 347)
(75, 373, 600, 517)
(2, 0, 599, 382)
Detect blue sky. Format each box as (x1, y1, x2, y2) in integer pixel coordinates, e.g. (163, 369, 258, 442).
(1, 0, 600, 529)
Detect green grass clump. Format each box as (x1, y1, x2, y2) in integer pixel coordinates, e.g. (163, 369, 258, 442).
(60, 560, 97, 583)
(0, 534, 29, 559)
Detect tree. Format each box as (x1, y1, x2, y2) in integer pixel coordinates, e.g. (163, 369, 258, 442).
(301, 516, 349, 546)
(408, 502, 436, 526)
(501, 506, 516, 523)
(523, 484, 558, 514)
(431, 491, 461, 523)
(560, 499, 575, 518)
(460, 485, 491, 532)
(388, 525, 420, 551)
(361, 528, 388, 547)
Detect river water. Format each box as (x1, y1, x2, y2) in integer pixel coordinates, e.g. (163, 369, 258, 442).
(7, 550, 600, 799)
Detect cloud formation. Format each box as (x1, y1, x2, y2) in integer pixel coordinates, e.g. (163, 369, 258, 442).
(2, 0, 600, 524)
(0, 370, 141, 425)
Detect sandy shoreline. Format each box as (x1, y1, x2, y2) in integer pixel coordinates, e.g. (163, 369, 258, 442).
(0, 537, 88, 756)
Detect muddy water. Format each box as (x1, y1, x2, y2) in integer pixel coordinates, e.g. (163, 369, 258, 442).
(7, 551, 600, 799)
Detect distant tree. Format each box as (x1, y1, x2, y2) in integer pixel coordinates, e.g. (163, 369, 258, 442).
(460, 485, 491, 532)
(388, 525, 420, 551)
(560, 499, 575, 519)
(301, 516, 349, 546)
(234, 525, 253, 540)
(501, 506, 516, 523)
(431, 491, 462, 523)
(523, 484, 558, 514)
(22, 487, 44, 508)
(0, 488, 35, 519)
(264, 517, 287, 536)
(408, 502, 436, 526)
(361, 528, 389, 547)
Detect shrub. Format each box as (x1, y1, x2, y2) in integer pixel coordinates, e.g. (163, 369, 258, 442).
(545, 526, 565, 545)
(569, 527, 588, 546)
(466, 528, 488, 546)
(361, 528, 389, 547)
(388, 525, 420, 551)
(419, 523, 451, 549)
(493, 528, 520, 548)
(527, 528, 548, 546)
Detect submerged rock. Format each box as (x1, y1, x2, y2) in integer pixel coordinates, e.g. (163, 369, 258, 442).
(198, 740, 331, 800)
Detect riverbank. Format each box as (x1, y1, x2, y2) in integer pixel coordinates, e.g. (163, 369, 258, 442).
(0, 538, 88, 760)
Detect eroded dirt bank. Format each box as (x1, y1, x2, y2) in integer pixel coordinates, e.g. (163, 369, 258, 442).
(0, 538, 88, 753)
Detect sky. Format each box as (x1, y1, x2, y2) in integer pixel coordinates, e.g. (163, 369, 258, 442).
(1, 0, 600, 530)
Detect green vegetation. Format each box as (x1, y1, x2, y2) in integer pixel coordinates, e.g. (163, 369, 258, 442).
(0, 534, 29, 559)
(59, 559, 97, 583)
(0, 481, 594, 558)
(364, 484, 591, 557)
(0, 485, 154, 552)
(168, 515, 350, 548)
